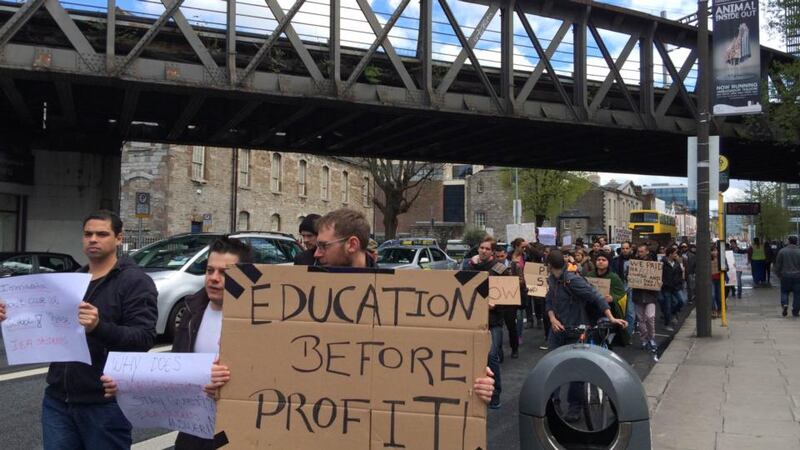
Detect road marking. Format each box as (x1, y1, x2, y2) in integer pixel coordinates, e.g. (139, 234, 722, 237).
(0, 366, 48, 382)
(0, 345, 172, 382)
(132, 431, 179, 449)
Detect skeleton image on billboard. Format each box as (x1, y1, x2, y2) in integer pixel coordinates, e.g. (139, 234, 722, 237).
(712, 0, 762, 116)
(724, 23, 751, 73)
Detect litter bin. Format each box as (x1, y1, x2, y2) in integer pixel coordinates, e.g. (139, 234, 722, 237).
(519, 345, 651, 449)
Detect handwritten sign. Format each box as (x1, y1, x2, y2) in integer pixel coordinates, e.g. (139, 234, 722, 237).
(586, 277, 611, 297)
(524, 263, 549, 297)
(733, 253, 749, 274)
(0, 273, 91, 365)
(216, 266, 490, 449)
(725, 251, 737, 287)
(488, 277, 521, 306)
(103, 352, 216, 438)
(628, 260, 663, 291)
(539, 227, 557, 246)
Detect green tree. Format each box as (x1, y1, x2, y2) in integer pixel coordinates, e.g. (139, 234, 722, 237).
(746, 181, 793, 239)
(462, 226, 487, 248)
(500, 169, 592, 227)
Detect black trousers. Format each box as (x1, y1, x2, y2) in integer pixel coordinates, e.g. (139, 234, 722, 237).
(502, 308, 519, 351)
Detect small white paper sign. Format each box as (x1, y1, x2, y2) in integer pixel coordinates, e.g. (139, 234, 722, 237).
(104, 352, 216, 439)
(1, 273, 91, 365)
(539, 227, 557, 246)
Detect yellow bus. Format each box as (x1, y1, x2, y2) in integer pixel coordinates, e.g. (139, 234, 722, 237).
(628, 210, 677, 238)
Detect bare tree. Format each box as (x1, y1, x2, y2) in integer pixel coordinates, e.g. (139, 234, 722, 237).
(365, 159, 442, 240)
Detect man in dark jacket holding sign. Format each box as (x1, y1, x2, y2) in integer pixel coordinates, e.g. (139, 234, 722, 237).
(0, 211, 158, 450)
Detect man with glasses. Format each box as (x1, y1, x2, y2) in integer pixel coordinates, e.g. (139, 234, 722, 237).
(314, 209, 496, 407)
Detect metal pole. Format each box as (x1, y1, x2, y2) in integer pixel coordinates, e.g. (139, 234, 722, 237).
(137, 217, 143, 251)
(720, 192, 728, 327)
(696, 0, 712, 338)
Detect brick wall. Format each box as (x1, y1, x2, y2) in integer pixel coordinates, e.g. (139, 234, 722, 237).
(465, 168, 513, 242)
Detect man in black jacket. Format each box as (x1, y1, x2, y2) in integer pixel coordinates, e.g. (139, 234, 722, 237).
(102, 237, 250, 450)
(660, 247, 684, 331)
(38, 210, 157, 449)
(293, 213, 321, 266)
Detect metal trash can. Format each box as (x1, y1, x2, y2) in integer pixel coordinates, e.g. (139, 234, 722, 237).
(519, 345, 651, 449)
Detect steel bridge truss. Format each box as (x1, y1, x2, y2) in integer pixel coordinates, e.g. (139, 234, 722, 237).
(0, 0, 795, 180)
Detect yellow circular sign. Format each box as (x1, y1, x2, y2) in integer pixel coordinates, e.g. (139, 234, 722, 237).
(719, 155, 729, 172)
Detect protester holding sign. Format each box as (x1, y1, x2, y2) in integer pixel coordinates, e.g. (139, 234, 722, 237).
(509, 238, 534, 338)
(103, 237, 250, 449)
(661, 248, 684, 331)
(1, 211, 159, 449)
(587, 251, 629, 347)
(315, 209, 495, 404)
(631, 244, 660, 360)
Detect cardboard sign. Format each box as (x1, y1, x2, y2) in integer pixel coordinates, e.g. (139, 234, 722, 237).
(628, 260, 663, 291)
(216, 265, 490, 449)
(524, 263, 549, 297)
(488, 277, 521, 306)
(586, 277, 611, 297)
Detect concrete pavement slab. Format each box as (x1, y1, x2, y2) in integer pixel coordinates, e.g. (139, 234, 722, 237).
(716, 433, 800, 450)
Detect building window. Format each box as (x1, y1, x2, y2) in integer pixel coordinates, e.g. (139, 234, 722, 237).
(191, 146, 205, 181)
(298, 160, 307, 197)
(477, 180, 484, 193)
(238, 211, 250, 230)
(362, 176, 370, 207)
(341, 171, 349, 204)
(271, 153, 282, 192)
(271, 213, 281, 232)
(475, 212, 486, 229)
(321, 166, 330, 200)
(238, 149, 250, 188)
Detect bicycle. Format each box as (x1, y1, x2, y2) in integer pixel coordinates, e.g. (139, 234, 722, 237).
(553, 319, 619, 434)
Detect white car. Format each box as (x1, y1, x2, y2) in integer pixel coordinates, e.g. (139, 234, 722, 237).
(130, 232, 301, 339)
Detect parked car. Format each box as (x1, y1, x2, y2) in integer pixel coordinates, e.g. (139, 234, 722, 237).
(445, 239, 471, 262)
(378, 237, 441, 250)
(377, 241, 458, 270)
(0, 252, 81, 277)
(130, 232, 301, 339)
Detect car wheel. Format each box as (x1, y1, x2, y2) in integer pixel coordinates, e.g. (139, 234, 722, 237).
(165, 299, 188, 342)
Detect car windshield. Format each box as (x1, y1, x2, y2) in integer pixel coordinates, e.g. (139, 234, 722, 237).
(131, 235, 218, 270)
(378, 248, 417, 264)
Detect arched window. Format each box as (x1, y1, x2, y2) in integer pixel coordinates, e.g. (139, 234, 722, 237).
(321, 166, 330, 200)
(271, 153, 282, 192)
(238, 211, 250, 230)
(271, 213, 281, 232)
(341, 171, 349, 203)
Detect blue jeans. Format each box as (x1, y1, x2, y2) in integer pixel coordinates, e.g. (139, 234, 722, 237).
(712, 281, 722, 311)
(488, 325, 503, 404)
(42, 393, 132, 450)
(780, 275, 800, 314)
(752, 261, 766, 284)
(625, 288, 636, 336)
(659, 290, 680, 326)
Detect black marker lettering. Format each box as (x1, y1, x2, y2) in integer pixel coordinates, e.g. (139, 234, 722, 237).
(291, 335, 323, 373)
(382, 287, 415, 326)
(307, 286, 333, 322)
(286, 392, 314, 432)
(253, 389, 286, 429)
(378, 346, 403, 369)
(358, 341, 383, 375)
(333, 286, 356, 323)
(326, 341, 351, 377)
(313, 397, 337, 429)
(251, 283, 272, 325)
(427, 294, 449, 318)
(282, 284, 307, 321)
(383, 400, 406, 448)
(411, 346, 434, 386)
(449, 288, 477, 321)
(440, 350, 467, 383)
(407, 290, 427, 317)
(412, 396, 460, 450)
(357, 284, 380, 325)
(342, 399, 370, 434)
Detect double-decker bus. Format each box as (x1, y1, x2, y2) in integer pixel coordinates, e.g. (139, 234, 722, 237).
(628, 210, 677, 239)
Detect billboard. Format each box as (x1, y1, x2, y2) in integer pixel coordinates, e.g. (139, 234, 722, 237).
(712, 0, 762, 116)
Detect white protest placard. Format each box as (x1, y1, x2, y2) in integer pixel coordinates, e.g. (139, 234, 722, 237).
(562, 234, 573, 247)
(1, 273, 91, 365)
(539, 227, 557, 246)
(725, 250, 737, 287)
(104, 352, 216, 439)
(628, 260, 663, 291)
(506, 223, 536, 242)
(488, 276, 521, 306)
(524, 263, 549, 297)
(733, 253, 749, 274)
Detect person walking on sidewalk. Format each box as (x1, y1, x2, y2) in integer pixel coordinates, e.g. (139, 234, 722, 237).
(775, 236, 800, 317)
(749, 238, 767, 286)
(661, 247, 684, 331)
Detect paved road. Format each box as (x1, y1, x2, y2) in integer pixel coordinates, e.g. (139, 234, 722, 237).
(0, 300, 696, 449)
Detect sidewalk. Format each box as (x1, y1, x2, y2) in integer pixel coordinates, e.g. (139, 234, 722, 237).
(645, 284, 800, 449)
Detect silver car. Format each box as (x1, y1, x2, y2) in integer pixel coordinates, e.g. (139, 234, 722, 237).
(130, 232, 301, 339)
(377, 244, 459, 270)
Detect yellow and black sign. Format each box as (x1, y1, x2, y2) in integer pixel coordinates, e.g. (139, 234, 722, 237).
(719, 155, 730, 193)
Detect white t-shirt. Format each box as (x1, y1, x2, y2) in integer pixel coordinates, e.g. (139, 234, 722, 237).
(194, 305, 223, 354)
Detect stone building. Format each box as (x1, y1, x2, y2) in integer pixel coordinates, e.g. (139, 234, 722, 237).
(119, 143, 373, 245)
(560, 178, 642, 243)
(464, 167, 514, 242)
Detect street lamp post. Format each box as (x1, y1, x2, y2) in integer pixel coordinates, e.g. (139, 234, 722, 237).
(696, 0, 712, 337)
